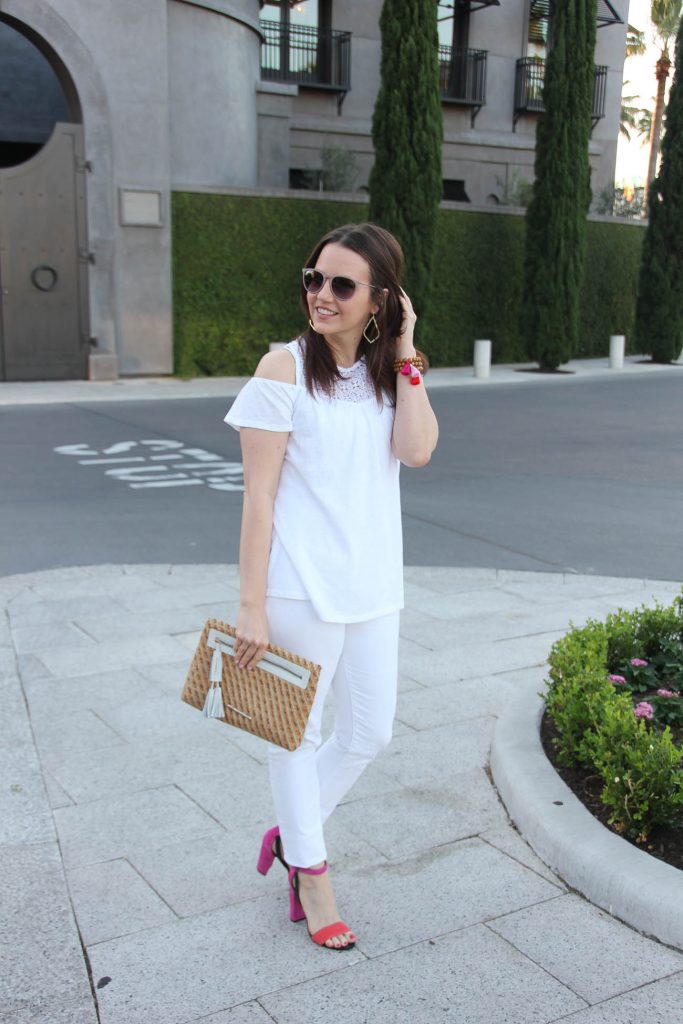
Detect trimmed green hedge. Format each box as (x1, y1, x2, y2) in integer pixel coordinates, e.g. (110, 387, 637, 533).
(426, 208, 527, 364)
(580, 219, 645, 358)
(171, 192, 645, 375)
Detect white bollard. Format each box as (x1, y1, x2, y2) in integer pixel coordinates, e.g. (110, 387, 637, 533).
(474, 339, 492, 379)
(609, 335, 625, 370)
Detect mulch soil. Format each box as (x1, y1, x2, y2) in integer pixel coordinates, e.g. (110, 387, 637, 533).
(540, 711, 683, 873)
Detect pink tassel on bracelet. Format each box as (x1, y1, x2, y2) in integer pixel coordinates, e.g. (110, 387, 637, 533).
(400, 362, 422, 386)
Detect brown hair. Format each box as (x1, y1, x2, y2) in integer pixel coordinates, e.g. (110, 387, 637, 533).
(297, 222, 427, 407)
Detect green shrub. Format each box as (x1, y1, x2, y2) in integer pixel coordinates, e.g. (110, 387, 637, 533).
(545, 668, 615, 768)
(651, 636, 683, 691)
(171, 192, 646, 375)
(322, 145, 358, 191)
(604, 597, 683, 670)
(587, 700, 683, 840)
(544, 590, 683, 840)
(495, 169, 533, 208)
(544, 623, 611, 767)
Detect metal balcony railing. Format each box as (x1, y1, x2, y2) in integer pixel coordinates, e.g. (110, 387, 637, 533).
(439, 46, 488, 126)
(260, 20, 351, 100)
(513, 58, 608, 130)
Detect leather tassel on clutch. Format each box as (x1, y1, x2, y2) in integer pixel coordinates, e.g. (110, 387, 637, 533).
(182, 620, 322, 750)
(202, 646, 225, 718)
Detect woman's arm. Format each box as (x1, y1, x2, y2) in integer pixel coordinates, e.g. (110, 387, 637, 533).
(391, 290, 439, 468)
(233, 349, 296, 670)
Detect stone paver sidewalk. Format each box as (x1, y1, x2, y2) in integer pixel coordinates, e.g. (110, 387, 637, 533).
(2, 564, 682, 1024)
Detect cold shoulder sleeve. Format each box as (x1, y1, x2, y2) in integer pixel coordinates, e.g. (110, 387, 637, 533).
(223, 377, 301, 432)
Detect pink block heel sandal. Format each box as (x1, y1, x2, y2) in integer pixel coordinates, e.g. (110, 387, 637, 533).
(256, 825, 289, 876)
(288, 862, 357, 950)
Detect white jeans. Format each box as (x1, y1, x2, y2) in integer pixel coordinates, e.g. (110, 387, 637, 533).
(264, 596, 400, 868)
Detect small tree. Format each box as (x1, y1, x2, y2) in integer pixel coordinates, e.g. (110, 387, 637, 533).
(320, 143, 358, 192)
(495, 169, 534, 208)
(521, 0, 597, 370)
(635, 16, 683, 363)
(368, 0, 442, 321)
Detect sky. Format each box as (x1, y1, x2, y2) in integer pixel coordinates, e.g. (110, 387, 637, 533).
(615, 0, 674, 185)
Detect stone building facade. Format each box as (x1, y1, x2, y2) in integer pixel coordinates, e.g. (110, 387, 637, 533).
(0, 0, 628, 380)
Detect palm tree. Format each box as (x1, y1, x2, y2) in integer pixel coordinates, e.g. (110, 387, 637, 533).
(621, 85, 644, 139)
(626, 23, 647, 57)
(621, 84, 655, 142)
(646, 0, 683, 197)
(637, 107, 654, 142)
(620, 26, 647, 142)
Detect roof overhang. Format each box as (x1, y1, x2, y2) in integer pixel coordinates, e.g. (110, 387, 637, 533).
(529, 0, 624, 27)
(597, 0, 624, 27)
(439, 1, 501, 13)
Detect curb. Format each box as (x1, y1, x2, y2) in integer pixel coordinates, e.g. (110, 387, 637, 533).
(0, 356, 682, 406)
(490, 675, 683, 951)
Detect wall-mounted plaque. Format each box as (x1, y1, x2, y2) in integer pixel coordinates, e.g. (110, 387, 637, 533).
(119, 189, 163, 226)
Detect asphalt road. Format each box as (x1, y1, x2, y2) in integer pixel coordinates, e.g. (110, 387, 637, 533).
(1, 374, 682, 581)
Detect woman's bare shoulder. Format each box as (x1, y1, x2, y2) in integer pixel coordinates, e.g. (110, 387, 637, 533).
(254, 347, 297, 386)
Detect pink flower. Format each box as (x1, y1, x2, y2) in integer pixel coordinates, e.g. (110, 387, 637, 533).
(656, 689, 676, 698)
(634, 702, 654, 720)
(608, 674, 627, 685)
(630, 658, 648, 667)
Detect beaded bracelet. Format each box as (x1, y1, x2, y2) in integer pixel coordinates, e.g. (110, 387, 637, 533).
(394, 356, 424, 386)
(393, 355, 425, 374)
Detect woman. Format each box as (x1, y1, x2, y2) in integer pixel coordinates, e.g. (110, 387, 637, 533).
(224, 222, 439, 950)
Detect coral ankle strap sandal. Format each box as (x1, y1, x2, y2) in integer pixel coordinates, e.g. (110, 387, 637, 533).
(288, 862, 357, 950)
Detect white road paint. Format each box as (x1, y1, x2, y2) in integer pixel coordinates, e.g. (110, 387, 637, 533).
(54, 439, 244, 491)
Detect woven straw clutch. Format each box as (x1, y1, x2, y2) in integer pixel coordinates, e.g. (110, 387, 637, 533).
(181, 618, 321, 751)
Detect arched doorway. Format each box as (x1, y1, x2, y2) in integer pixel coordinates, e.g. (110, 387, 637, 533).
(0, 15, 89, 380)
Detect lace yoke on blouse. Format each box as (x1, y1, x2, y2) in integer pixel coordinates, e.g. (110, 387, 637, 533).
(324, 357, 377, 403)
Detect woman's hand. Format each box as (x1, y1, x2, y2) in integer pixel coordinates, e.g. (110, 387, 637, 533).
(234, 604, 269, 670)
(396, 286, 417, 355)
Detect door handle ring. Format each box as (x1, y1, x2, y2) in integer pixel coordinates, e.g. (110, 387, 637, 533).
(30, 265, 58, 292)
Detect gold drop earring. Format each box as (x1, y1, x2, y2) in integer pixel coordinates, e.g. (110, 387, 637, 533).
(363, 314, 380, 344)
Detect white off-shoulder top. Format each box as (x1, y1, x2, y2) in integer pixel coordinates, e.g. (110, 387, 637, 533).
(224, 336, 404, 623)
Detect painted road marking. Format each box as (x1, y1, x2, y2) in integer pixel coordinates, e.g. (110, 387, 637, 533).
(54, 440, 244, 491)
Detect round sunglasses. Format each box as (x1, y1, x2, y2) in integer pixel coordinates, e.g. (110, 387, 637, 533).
(302, 267, 379, 302)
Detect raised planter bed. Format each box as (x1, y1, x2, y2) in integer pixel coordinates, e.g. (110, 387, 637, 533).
(491, 591, 683, 950)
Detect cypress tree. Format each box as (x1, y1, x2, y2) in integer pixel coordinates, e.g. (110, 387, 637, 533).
(521, 0, 597, 370)
(634, 16, 683, 364)
(368, 0, 443, 322)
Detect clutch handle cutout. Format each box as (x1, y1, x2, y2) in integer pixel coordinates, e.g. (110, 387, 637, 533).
(207, 628, 311, 690)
